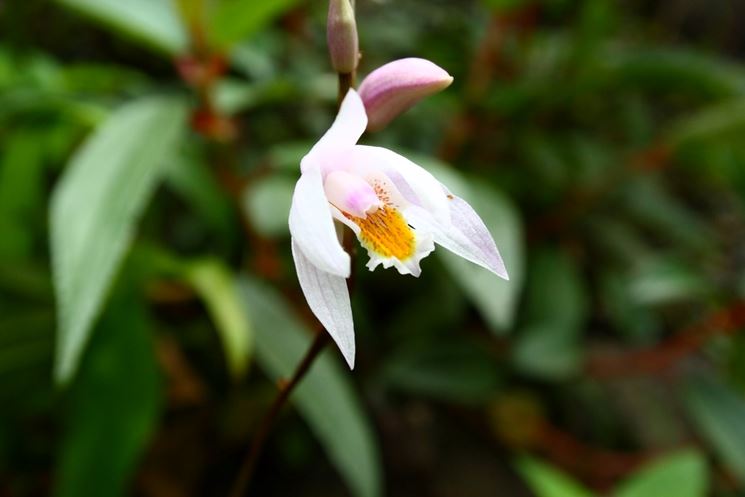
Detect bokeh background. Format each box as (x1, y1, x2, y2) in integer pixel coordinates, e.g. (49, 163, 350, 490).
(2, 0, 745, 496)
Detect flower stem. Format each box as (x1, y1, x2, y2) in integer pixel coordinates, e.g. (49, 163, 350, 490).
(227, 69, 358, 497)
(338, 71, 356, 106)
(227, 330, 329, 497)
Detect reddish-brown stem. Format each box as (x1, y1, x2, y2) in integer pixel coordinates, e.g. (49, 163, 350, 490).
(587, 300, 745, 378)
(227, 331, 329, 497)
(338, 72, 355, 106)
(536, 423, 674, 490)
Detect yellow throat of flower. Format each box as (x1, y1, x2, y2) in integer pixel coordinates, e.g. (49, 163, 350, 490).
(346, 206, 416, 260)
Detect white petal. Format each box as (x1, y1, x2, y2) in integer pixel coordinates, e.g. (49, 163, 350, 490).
(349, 145, 451, 223)
(292, 238, 356, 369)
(302, 89, 368, 172)
(289, 165, 350, 277)
(406, 199, 509, 280)
(447, 194, 509, 279)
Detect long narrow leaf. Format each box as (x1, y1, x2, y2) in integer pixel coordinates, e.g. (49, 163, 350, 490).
(50, 96, 188, 383)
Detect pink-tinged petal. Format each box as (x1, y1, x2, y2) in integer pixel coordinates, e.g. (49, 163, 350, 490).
(327, 0, 359, 74)
(324, 170, 382, 217)
(292, 239, 356, 369)
(349, 145, 451, 223)
(301, 89, 367, 172)
(446, 194, 509, 279)
(406, 201, 509, 280)
(358, 57, 453, 132)
(289, 165, 350, 277)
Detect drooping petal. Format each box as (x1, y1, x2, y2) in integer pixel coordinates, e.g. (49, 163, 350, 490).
(291, 239, 356, 369)
(406, 199, 509, 280)
(289, 165, 350, 277)
(324, 170, 382, 217)
(349, 145, 451, 224)
(358, 57, 453, 132)
(301, 89, 367, 173)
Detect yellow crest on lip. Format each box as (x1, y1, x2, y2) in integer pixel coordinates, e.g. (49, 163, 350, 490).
(346, 206, 416, 260)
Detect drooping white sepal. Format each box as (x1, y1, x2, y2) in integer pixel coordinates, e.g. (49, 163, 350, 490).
(291, 238, 356, 369)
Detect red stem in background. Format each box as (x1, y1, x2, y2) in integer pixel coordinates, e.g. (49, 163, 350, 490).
(587, 300, 745, 378)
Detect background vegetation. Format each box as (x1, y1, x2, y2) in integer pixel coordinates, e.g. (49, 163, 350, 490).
(2, 0, 745, 496)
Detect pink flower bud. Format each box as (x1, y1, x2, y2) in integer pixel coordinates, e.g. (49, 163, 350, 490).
(327, 0, 359, 74)
(358, 58, 454, 132)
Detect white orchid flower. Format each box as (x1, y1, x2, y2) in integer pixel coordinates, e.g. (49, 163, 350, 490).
(289, 89, 508, 369)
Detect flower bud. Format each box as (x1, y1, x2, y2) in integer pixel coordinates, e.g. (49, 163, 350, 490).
(327, 0, 359, 74)
(358, 58, 454, 132)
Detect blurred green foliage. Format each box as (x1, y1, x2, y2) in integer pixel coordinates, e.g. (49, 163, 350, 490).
(1, 0, 745, 496)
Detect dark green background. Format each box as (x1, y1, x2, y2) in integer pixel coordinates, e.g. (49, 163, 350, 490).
(1, 0, 745, 496)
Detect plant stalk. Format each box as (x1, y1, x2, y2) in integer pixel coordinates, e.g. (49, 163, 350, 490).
(227, 68, 357, 497)
(227, 330, 329, 497)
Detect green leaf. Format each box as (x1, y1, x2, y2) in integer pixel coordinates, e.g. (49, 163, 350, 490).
(184, 259, 253, 379)
(512, 250, 588, 379)
(214, 78, 297, 115)
(0, 311, 54, 401)
(413, 156, 525, 333)
(512, 322, 584, 379)
(242, 175, 295, 237)
(381, 339, 501, 404)
(516, 456, 595, 497)
(0, 129, 47, 259)
(55, 288, 161, 497)
(238, 277, 382, 497)
(627, 257, 708, 306)
(667, 98, 745, 147)
(50, 96, 188, 383)
(618, 177, 711, 251)
(683, 374, 745, 482)
(56, 0, 188, 55)
(481, 0, 526, 12)
(208, 0, 301, 49)
(165, 151, 235, 239)
(604, 47, 745, 99)
(521, 250, 587, 329)
(614, 450, 708, 497)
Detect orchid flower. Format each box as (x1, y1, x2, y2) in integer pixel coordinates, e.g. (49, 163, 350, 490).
(289, 89, 508, 369)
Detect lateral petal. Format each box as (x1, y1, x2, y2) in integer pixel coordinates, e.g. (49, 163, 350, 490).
(406, 198, 509, 280)
(292, 238, 356, 369)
